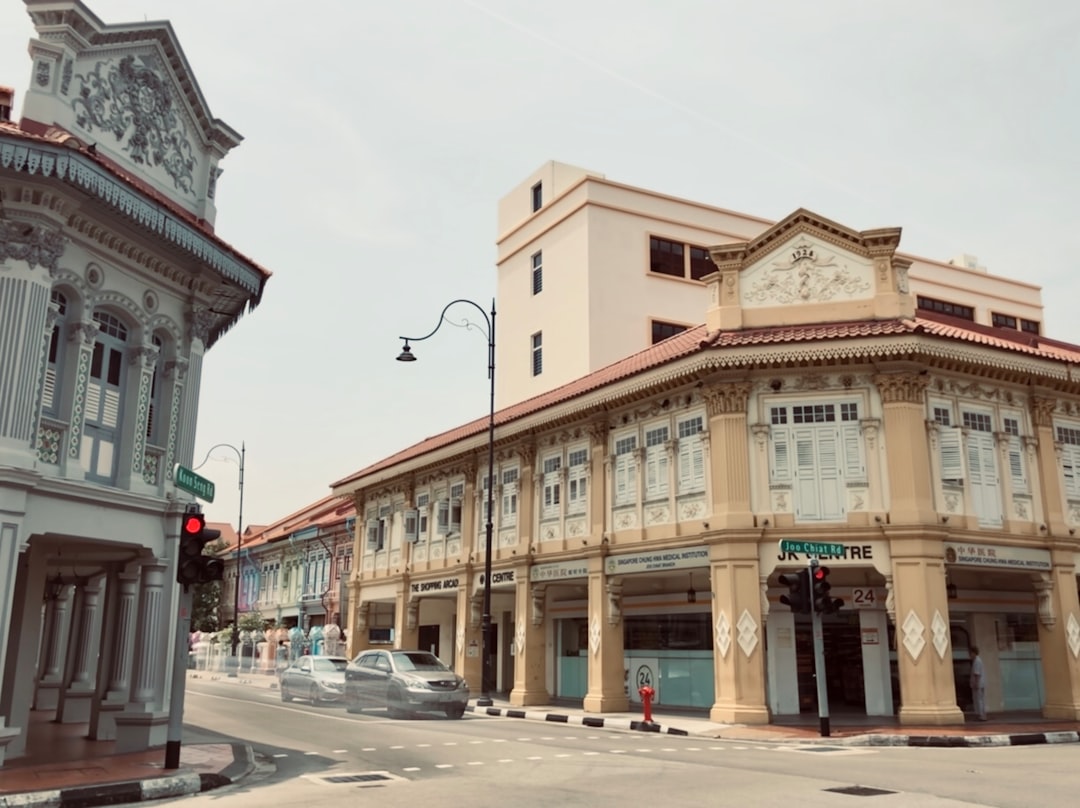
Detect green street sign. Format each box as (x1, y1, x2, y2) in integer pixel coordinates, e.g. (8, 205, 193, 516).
(174, 464, 215, 502)
(779, 539, 845, 557)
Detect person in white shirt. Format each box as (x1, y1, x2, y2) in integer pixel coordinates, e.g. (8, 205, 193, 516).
(969, 645, 987, 721)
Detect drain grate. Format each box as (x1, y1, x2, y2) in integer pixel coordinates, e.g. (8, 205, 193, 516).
(323, 774, 393, 784)
(825, 785, 897, 797)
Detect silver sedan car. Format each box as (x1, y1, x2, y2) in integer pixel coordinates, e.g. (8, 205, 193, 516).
(344, 649, 469, 718)
(280, 655, 348, 705)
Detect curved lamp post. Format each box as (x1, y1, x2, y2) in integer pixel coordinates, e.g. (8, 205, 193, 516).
(194, 441, 245, 674)
(397, 298, 496, 707)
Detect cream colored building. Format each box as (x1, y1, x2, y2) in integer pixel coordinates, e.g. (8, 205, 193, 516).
(495, 161, 1043, 409)
(336, 208, 1080, 726)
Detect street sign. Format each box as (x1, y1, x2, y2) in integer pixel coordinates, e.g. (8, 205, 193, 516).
(778, 539, 845, 557)
(174, 464, 215, 502)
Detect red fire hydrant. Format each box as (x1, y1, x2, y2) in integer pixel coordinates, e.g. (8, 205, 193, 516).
(638, 685, 655, 724)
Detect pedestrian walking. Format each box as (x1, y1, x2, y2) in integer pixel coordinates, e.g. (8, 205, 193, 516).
(969, 645, 987, 721)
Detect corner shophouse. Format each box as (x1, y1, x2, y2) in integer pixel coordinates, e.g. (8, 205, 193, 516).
(332, 210, 1080, 726)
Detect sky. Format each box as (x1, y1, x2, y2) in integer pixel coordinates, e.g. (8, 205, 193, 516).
(2, 0, 1078, 531)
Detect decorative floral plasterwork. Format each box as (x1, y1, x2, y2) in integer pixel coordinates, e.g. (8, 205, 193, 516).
(736, 610, 758, 658)
(1066, 614, 1080, 659)
(931, 611, 949, 660)
(742, 239, 871, 306)
(515, 618, 526, 656)
(589, 616, 601, 656)
(72, 55, 197, 194)
(902, 610, 926, 661)
(0, 221, 66, 272)
(716, 611, 732, 658)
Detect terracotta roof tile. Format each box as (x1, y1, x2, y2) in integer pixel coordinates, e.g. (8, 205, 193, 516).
(333, 312, 1080, 490)
(219, 493, 355, 553)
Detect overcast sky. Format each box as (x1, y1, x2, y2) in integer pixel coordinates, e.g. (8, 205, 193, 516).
(2, 1, 1078, 530)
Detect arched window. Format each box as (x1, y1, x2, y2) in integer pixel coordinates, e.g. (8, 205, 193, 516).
(82, 311, 128, 484)
(42, 290, 68, 416)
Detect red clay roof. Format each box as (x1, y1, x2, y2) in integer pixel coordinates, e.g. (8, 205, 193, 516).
(0, 118, 271, 281)
(219, 493, 354, 553)
(332, 313, 1080, 490)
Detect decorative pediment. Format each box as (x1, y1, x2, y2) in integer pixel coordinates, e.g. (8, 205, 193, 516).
(705, 208, 912, 331)
(20, 0, 241, 223)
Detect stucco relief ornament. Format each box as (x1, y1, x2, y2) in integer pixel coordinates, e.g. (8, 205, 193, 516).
(737, 610, 759, 658)
(0, 221, 66, 272)
(1066, 614, 1080, 659)
(744, 240, 869, 305)
(715, 611, 732, 658)
(588, 616, 601, 656)
(71, 56, 197, 194)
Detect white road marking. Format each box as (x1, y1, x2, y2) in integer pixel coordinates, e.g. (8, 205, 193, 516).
(498, 759, 514, 763)
(391, 745, 404, 749)
(583, 751, 600, 756)
(527, 755, 543, 760)
(467, 761, 484, 766)
(610, 750, 626, 754)
(333, 749, 348, 754)
(435, 764, 453, 769)
(443, 742, 458, 746)
(304, 752, 319, 756)
(556, 754, 571, 758)
(362, 747, 376, 751)
(469, 740, 483, 744)
(403, 767, 420, 772)
(272, 754, 288, 758)
(417, 743, 431, 747)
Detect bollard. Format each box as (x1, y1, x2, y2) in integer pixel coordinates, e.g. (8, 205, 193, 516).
(638, 685, 656, 724)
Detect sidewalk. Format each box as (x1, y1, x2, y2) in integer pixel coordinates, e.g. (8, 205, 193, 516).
(1, 671, 1076, 808)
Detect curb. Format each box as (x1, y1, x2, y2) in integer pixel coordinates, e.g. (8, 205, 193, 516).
(467, 705, 689, 736)
(0, 743, 253, 808)
(788, 730, 1080, 748)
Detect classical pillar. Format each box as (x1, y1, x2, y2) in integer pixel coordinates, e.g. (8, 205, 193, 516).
(90, 570, 139, 740)
(583, 556, 628, 712)
(517, 444, 536, 550)
(114, 562, 169, 753)
(346, 585, 368, 659)
(889, 536, 963, 725)
(708, 541, 768, 724)
(587, 420, 607, 538)
(702, 381, 754, 530)
(455, 585, 483, 691)
(510, 576, 547, 706)
(58, 577, 102, 723)
(121, 342, 160, 489)
(65, 319, 99, 473)
(34, 582, 72, 710)
(1037, 548, 1080, 719)
(395, 583, 419, 651)
(874, 372, 935, 524)
(1031, 395, 1067, 534)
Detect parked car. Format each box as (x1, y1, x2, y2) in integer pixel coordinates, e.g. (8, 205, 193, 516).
(280, 655, 348, 705)
(344, 649, 469, 719)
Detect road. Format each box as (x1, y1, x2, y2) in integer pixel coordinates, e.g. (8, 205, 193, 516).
(175, 678, 1078, 808)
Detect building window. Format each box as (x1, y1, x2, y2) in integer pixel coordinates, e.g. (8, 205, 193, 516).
(1057, 425, 1080, 498)
(1020, 319, 1040, 335)
(567, 447, 588, 513)
(992, 312, 1018, 329)
(768, 399, 866, 522)
(531, 332, 543, 376)
(501, 467, 519, 527)
(676, 415, 705, 493)
(83, 311, 128, 484)
(542, 455, 561, 519)
(416, 492, 429, 541)
(916, 296, 974, 321)
(689, 246, 714, 280)
(644, 424, 670, 499)
(531, 251, 543, 295)
(449, 481, 464, 534)
(650, 237, 712, 281)
(43, 290, 68, 416)
(614, 434, 637, 506)
(651, 320, 688, 345)
(531, 181, 542, 212)
(1002, 416, 1027, 493)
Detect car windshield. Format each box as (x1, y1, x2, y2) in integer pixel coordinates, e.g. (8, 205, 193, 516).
(313, 658, 347, 672)
(392, 651, 448, 671)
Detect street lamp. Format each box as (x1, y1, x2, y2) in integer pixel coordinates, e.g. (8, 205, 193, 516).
(194, 441, 245, 675)
(397, 298, 496, 707)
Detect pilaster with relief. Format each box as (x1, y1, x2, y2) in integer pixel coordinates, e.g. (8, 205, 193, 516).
(702, 381, 754, 530)
(874, 372, 935, 524)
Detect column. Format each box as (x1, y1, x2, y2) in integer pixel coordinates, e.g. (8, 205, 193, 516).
(89, 571, 138, 740)
(58, 577, 102, 723)
(114, 562, 169, 753)
(517, 444, 536, 550)
(1036, 549, 1080, 719)
(1031, 395, 1067, 534)
(708, 542, 768, 724)
(120, 342, 159, 488)
(874, 372, 935, 524)
(33, 582, 72, 710)
(510, 575, 547, 706)
(394, 583, 419, 651)
(455, 586, 483, 691)
(587, 420, 609, 539)
(65, 319, 99, 474)
(583, 556, 627, 712)
(702, 381, 754, 530)
(0, 540, 48, 761)
(346, 585, 369, 659)
(889, 536, 963, 725)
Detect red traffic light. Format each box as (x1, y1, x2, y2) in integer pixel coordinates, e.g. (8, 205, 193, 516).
(813, 566, 828, 580)
(182, 515, 204, 535)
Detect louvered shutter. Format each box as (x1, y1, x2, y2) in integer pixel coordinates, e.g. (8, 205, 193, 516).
(615, 453, 635, 504)
(840, 422, 865, 479)
(450, 497, 462, 534)
(404, 509, 419, 543)
(1007, 436, 1027, 493)
(645, 446, 668, 498)
(436, 500, 449, 534)
(968, 433, 1001, 524)
(678, 435, 705, 492)
(365, 519, 380, 549)
(770, 426, 791, 482)
(939, 427, 964, 483)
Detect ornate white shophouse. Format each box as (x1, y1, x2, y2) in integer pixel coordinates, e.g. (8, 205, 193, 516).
(334, 200, 1080, 726)
(0, 1, 269, 764)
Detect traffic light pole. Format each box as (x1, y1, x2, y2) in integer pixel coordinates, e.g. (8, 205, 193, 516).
(809, 557, 830, 737)
(165, 585, 193, 769)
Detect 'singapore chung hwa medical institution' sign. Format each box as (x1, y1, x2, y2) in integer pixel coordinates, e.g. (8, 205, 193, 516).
(944, 542, 1051, 572)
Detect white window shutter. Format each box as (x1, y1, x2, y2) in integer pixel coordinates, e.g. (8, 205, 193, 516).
(615, 453, 634, 504)
(404, 508, 419, 543)
(939, 427, 964, 483)
(769, 427, 791, 482)
(645, 447, 668, 498)
(436, 500, 449, 534)
(450, 497, 462, 534)
(365, 519, 379, 549)
(1007, 436, 1027, 493)
(968, 433, 1001, 525)
(678, 435, 705, 493)
(841, 422, 865, 479)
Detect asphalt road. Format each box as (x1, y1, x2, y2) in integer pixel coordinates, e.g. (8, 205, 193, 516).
(174, 678, 1079, 808)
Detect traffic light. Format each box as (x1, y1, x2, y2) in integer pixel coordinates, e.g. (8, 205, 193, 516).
(811, 565, 843, 614)
(779, 569, 810, 614)
(177, 508, 223, 587)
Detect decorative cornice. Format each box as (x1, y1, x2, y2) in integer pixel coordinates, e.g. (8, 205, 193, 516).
(1032, 396, 1057, 428)
(873, 372, 930, 404)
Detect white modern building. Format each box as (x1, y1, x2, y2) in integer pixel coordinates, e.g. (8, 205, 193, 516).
(496, 161, 1043, 407)
(0, 0, 269, 764)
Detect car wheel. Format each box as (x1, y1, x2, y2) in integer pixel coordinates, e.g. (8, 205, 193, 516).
(281, 682, 292, 702)
(309, 684, 321, 706)
(444, 704, 466, 719)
